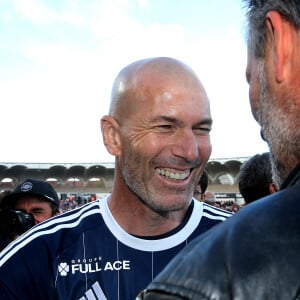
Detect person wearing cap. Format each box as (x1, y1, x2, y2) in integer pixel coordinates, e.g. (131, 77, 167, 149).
(0, 179, 60, 250)
(3, 178, 60, 225)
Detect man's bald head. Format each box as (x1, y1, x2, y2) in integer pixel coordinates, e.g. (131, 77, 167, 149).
(108, 57, 207, 121)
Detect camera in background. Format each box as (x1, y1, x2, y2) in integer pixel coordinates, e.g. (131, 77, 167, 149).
(0, 209, 35, 237)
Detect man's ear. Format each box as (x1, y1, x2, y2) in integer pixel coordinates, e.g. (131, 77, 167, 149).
(101, 116, 122, 156)
(265, 10, 294, 82)
(268, 183, 278, 194)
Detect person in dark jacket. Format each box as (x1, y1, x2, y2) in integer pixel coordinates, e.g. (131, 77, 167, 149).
(139, 1, 300, 299)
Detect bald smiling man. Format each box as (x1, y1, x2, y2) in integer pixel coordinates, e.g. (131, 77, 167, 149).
(0, 57, 231, 300)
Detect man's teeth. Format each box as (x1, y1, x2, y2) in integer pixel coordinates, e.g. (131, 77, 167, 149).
(156, 168, 190, 180)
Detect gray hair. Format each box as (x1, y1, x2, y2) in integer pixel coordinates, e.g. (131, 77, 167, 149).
(243, 0, 300, 57)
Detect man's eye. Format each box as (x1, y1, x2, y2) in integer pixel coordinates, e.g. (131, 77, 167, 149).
(194, 127, 211, 134)
(157, 124, 173, 129)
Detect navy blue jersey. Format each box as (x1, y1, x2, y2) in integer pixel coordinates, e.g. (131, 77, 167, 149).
(0, 196, 231, 300)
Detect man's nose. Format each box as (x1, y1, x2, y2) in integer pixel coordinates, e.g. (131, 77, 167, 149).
(172, 129, 199, 162)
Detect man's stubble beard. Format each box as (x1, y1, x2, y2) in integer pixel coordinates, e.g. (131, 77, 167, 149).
(256, 60, 299, 187)
(120, 148, 192, 216)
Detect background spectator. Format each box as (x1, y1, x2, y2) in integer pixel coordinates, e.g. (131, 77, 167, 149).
(0, 179, 60, 250)
(238, 152, 278, 205)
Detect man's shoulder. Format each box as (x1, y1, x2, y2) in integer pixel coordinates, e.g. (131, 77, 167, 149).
(186, 200, 232, 240)
(0, 200, 104, 267)
(201, 202, 232, 220)
(39, 199, 104, 236)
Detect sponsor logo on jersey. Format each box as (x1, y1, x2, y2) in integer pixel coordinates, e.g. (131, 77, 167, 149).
(58, 262, 70, 276)
(58, 256, 131, 276)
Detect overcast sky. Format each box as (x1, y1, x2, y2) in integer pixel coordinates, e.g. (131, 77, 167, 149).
(0, 0, 269, 163)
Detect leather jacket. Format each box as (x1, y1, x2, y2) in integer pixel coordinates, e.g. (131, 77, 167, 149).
(141, 163, 300, 300)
